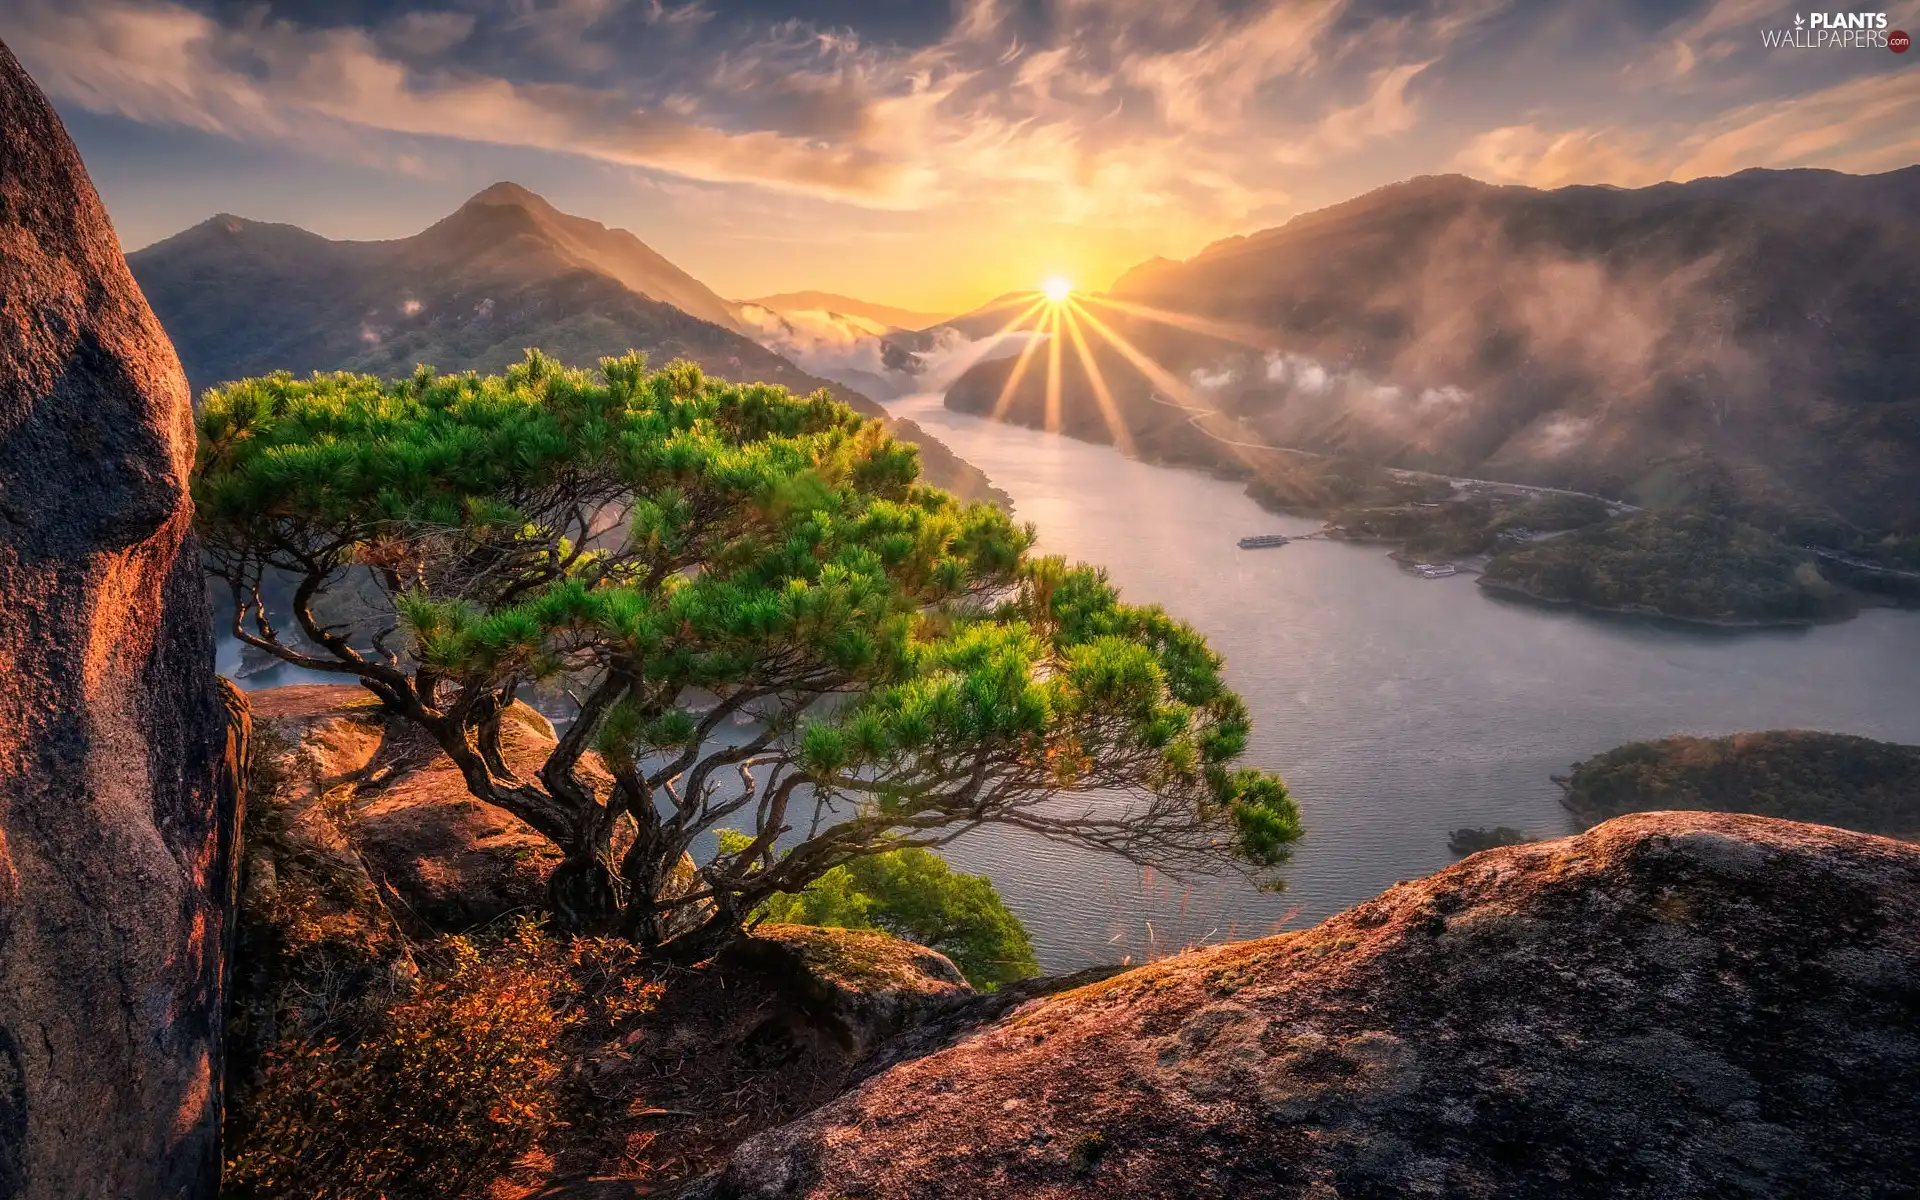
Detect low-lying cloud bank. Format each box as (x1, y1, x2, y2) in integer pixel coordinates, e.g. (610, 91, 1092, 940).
(743, 301, 1040, 400)
(1183, 346, 1600, 463)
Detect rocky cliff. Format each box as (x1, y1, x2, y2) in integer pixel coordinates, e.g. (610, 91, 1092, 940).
(698, 811, 1920, 1198)
(0, 39, 246, 1199)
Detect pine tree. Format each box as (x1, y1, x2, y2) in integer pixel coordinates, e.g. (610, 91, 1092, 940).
(196, 350, 1299, 959)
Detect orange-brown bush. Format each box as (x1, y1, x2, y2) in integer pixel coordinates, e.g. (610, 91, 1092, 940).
(225, 921, 649, 1199)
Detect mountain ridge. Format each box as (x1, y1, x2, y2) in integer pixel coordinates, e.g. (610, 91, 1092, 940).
(950, 165, 1920, 535)
(128, 185, 1007, 508)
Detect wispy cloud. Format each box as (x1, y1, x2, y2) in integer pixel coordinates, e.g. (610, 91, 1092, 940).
(1456, 72, 1920, 188)
(0, 0, 1486, 223)
(4, 0, 904, 200)
(3, 0, 1915, 304)
(1272, 60, 1433, 166)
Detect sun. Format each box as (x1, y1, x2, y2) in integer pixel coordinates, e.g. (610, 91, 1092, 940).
(1041, 275, 1074, 303)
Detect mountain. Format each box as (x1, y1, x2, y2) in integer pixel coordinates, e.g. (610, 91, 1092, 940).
(427, 181, 742, 330)
(947, 168, 1920, 535)
(744, 291, 953, 332)
(127, 185, 1005, 507)
(904, 292, 1040, 341)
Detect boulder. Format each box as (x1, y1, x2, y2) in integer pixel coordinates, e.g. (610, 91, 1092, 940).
(715, 925, 971, 1060)
(0, 39, 246, 1200)
(243, 683, 561, 937)
(697, 812, 1920, 1199)
(535, 923, 973, 1191)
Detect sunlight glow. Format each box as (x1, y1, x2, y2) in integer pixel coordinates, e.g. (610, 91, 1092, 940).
(971, 296, 1049, 373)
(975, 288, 1290, 470)
(1068, 302, 1268, 474)
(1043, 306, 1065, 432)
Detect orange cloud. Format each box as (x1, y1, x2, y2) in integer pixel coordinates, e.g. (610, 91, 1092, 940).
(1454, 71, 1920, 189)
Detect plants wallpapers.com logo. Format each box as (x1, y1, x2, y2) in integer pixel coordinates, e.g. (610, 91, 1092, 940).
(1761, 11, 1909, 49)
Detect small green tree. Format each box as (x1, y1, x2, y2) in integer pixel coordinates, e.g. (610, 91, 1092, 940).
(722, 832, 1039, 989)
(195, 351, 1299, 960)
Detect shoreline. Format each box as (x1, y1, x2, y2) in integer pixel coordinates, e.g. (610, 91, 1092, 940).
(917, 394, 1896, 632)
(1473, 576, 1833, 631)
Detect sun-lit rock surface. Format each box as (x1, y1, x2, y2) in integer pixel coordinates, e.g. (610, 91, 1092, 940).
(697, 811, 1920, 1199)
(243, 683, 565, 937)
(0, 38, 246, 1198)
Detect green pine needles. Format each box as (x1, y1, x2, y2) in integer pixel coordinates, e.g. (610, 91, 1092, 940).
(195, 350, 1299, 959)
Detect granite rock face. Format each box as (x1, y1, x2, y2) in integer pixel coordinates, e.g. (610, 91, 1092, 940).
(698, 812, 1920, 1199)
(0, 39, 246, 1199)
(240, 683, 563, 941)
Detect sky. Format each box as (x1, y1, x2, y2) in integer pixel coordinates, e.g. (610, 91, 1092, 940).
(4, 0, 1916, 312)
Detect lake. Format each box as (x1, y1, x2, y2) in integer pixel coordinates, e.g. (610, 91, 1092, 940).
(884, 393, 1920, 969)
(217, 397, 1920, 972)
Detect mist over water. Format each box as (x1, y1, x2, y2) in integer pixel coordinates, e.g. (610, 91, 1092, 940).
(888, 393, 1920, 970)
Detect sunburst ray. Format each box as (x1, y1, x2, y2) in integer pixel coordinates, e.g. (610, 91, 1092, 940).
(1043, 305, 1064, 433)
(1069, 303, 1271, 473)
(991, 303, 1051, 421)
(1060, 302, 1136, 456)
(1078, 294, 1275, 352)
(949, 296, 1047, 384)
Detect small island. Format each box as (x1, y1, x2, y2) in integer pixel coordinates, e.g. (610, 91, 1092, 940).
(1478, 510, 1853, 627)
(1328, 491, 1613, 560)
(1559, 731, 1920, 839)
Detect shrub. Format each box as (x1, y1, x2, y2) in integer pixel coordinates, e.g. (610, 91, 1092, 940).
(226, 923, 575, 1199)
(725, 833, 1041, 989)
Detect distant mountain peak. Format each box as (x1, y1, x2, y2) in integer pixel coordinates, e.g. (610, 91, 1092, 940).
(466, 181, 549, 210)
(195, 213, 262, 236)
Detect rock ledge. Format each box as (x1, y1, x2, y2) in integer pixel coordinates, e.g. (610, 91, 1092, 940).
(698, 811, 1920, 1199)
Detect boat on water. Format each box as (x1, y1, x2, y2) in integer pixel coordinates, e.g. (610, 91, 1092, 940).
(1413, 562, 1459, 578)
(1238, 533, 1291, 549)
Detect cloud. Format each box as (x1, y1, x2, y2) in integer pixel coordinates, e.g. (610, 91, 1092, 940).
(1419, 385, 1471, 409)
(1530, 414, 1594, 457)
(1116, 0, 1346, 134)
(3, 0, 1916, 298)
(3, 0, 907, 201)
(503, 0, 710, 72)
(378, 11, 477, 58)
(739, 301, 1035, 397)
(1454, 71, 1920, 188)
(1190, 364, 1237, 390)
(1272, 60, 1433, 166)
(1668, 72, 1920, 179)
(1453, 124, 1669, 189)
(1, 0, 1486, 231)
